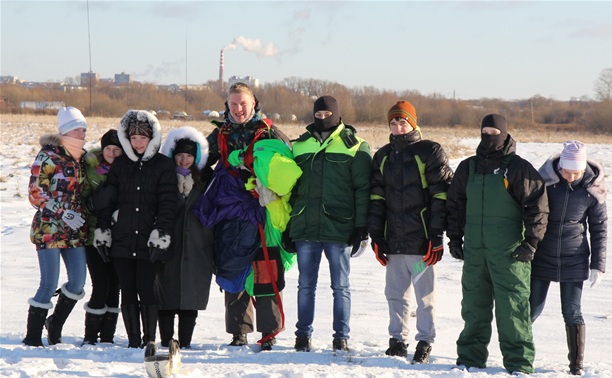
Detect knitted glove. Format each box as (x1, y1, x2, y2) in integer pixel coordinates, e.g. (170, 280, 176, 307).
(349, 227, 369, 258)
(94, 228, 112, 263)
(423, 229, 444, 266)
(148, 229, 171, 262)
(589, 269, 603, 288)
(62, 210, 85, 230)
(448, 238, 464, 260)
(371, 236, 389, 266)
(512, 242, 536, 262)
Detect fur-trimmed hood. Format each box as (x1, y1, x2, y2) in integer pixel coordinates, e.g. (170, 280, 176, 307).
(160, 126, 209, 170)
(39, 133, 63, 148)
(84, 147, 103, 168)
(538, 153, 607, 204)
(118, 110, 162, 162)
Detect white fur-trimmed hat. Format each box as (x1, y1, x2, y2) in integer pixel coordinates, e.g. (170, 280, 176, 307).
(57, 106, 87, 135)
(559, 140, 587, 171)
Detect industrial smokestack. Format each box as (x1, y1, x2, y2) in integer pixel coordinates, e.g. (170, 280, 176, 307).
(219, 49, 224, 90)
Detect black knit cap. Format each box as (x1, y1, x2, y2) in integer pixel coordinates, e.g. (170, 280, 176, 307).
(313, 95, 340, 131)
(101, 129, 121, 149)
(174, 138, 197, 157)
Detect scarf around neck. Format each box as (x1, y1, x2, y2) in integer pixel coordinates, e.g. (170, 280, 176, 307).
(61, 135, 85, 160)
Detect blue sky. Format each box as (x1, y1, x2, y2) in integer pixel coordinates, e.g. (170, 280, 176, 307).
(2, 1, 611, 100)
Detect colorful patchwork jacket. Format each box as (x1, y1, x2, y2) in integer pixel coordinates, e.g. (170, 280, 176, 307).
(28, 134, 87, 249)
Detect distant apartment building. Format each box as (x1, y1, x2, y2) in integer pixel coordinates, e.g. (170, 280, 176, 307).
(0, 75, 20, 84)
(228, 75, 259, 88)
(115, 72, 132, 84)
(20, 101, 65, 110)
(80, 72, 99, 86)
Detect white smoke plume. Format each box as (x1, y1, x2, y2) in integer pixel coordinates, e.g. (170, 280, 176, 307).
(222, 36, 279, 58)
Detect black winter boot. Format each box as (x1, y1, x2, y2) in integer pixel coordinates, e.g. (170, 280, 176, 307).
(158, 310, 175, 348)
(99, 308, 120, 343)
(121, 303, 142, 348)
(178, 311, 197, 349)
(385, 338, 408, 357)
(566, 324, 585, 375)
(22, 300, 51, 347)
(141, 304, 158, 345)
(45, 285, 85, 345)
(411, 340, 432, 364)
(82, 303, 106, 346)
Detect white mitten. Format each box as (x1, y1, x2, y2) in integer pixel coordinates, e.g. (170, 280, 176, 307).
(177, 174, 194, 196)
(255, 178, 277, 207)
(589, 269, 603, 288)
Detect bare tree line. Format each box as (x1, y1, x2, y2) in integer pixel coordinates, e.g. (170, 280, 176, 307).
(2, 70, 611, 134)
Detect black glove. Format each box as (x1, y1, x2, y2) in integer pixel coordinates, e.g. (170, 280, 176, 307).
(371, 236, 389, 266)
(448, 238, 464, 260)
(423, 229, 444, 266)
(147, 229, 171, 263)
(349, 227, 369, 258)
(281, 229, 296, 254)
(512, 242, 536, 262)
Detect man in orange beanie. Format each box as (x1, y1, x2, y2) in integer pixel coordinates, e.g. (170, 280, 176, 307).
(367, 100, 453, 363)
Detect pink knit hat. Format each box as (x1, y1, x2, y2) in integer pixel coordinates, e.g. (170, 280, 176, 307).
(559, 140, 587, 171)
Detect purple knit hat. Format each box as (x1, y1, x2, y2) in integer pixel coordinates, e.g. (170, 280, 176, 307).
(559, 140, 587, 171)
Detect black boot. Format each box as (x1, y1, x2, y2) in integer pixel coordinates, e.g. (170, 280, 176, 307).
(46, 285, 84, 345)
(141, 304, 158, 345)
(22, 300, 51, 347)
(566, 324, 585, 375)
(121, 303, 142, 348)
(82, 303, 106, 346)
(99, 308, 120, 343)
(158, 310, 175, 348)
(178, 311, 197, 349)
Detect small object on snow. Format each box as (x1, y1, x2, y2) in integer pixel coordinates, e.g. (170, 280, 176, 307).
(144, 339, 181, 378)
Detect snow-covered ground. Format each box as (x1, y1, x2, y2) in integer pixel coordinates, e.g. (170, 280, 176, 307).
(1, 133, 611, 377)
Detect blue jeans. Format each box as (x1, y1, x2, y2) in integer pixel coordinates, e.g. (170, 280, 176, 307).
(33, 247, 87, 304)
(530, 278, 584, 325)
(295, 241, 351, 340)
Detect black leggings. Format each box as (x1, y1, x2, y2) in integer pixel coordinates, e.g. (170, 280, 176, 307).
(85, 245, 120, 309)
(113, 256, 157, 306)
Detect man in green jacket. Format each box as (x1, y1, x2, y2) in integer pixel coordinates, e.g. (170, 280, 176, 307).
(290, 96, 372, 353)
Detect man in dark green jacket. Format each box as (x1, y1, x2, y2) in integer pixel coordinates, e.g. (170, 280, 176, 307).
(290, 96, 371, 353)
(446, 114, 549, 374)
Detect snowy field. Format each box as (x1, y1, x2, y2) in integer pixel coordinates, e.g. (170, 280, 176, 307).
(1, 131, 611, 377)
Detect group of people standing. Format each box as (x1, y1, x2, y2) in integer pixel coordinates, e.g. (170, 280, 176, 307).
(22, 82, 606, 376)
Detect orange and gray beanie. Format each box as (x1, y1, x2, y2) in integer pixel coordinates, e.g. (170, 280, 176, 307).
(387, 101, 418, 130)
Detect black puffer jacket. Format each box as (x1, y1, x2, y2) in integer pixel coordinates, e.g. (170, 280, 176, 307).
(447, 135, 549, 250)
(532, 156, 607, 282)
(367, 130, 453, 255)
(98, 110, 177, 260)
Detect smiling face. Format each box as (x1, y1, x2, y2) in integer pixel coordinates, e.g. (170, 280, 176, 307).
(102, 145, 123, 165)
(174, 152, 195, 170)
(228, 92, 256, 124)
(130, 135, 150, 154)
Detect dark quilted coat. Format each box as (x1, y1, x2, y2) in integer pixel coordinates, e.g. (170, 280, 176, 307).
(532, 156, 607, 282)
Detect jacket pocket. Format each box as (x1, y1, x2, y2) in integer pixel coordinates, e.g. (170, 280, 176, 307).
(322, 204, 353, 220)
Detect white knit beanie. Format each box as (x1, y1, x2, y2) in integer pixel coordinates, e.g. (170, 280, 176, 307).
(57, 107, 87, 135)
(559, 140, 587, 171)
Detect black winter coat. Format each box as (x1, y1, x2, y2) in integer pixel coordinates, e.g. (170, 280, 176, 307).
(99, 153, 177, 260)
(446, 135, 549, 249)
(532, 156, 607, 282)
(367, 131, 453, 255)
(155, 178, 214, 310)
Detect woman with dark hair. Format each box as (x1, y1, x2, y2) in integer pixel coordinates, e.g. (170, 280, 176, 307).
(80, 129, 123, 345)
(94, 110, 177, 348)
(155, 126, 214, 349)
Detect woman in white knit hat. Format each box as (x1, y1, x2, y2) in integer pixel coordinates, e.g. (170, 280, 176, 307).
(23, 106, 89, 347)
(531, 140, 608, 375)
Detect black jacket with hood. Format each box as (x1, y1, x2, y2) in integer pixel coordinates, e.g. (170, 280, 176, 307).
(98, 110, 177, 260)
(532, 156, 607, 282)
